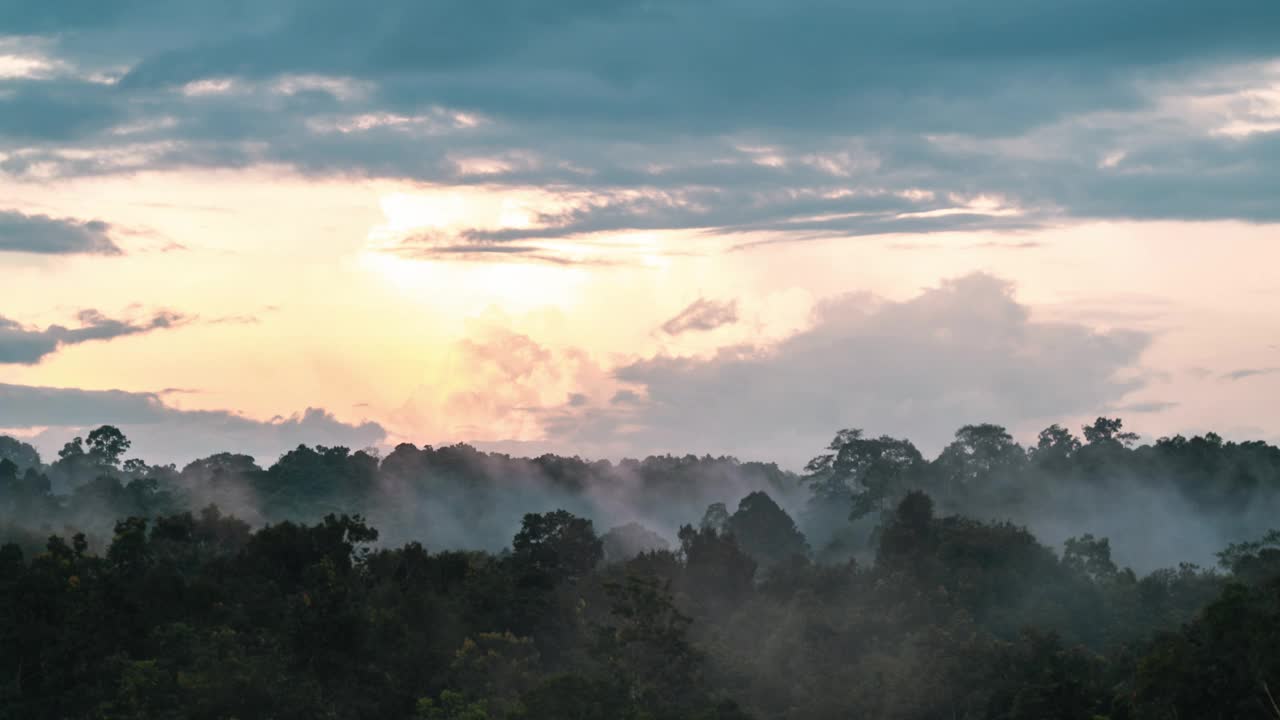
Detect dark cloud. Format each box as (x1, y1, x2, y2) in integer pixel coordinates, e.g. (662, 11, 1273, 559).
(387, 238, 628, 266)
(0, 383, 169, 426)
(891, 240, 1044, 252)
(0, 309, 186, 364)
(610, 389, 641, 405)
(1221, 367, 1280, 382)
(93, 0, 1279, 138)
(0, 382, 386, 464)
(1111, 401, 1180, 414)
(0, 0, 1277, 249)
(1015, 132, 1280, 224)
(0, 211, 122, 255)
(661, 298, 739, 335)
(544, 273, 1151, 466)
(0, 78, 130, 142)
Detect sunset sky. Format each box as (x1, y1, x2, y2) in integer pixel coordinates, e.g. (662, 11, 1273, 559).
(2, 1, 1278, 469)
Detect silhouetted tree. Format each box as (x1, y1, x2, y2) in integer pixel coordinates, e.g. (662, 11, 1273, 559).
(87, 425, 131, 468)
(512, 509, 603, 580)
(726, 491, 808, 568)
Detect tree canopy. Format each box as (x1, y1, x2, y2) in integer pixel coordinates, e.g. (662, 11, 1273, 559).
(3, 417, 1280, 718)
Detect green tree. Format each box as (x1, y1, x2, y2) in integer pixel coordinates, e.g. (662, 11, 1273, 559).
(593, 576, 701, 710)
(512, 510, 603, 580)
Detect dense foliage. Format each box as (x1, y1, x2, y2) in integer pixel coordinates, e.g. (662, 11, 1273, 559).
(3, 418, 1280, 718)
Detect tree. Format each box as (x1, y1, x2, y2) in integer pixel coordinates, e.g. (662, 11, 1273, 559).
(512, 510, 603, 580)
(518, 674, 629, 720)
(256, 444, 378, 518)
(601, 522, 670, 565)
(0, 459, 17, 499)
(86, 425, 131, 468)
(932, 423, 1027, 508)
(181, 452, 262, 484)
(677, 524, 756, 609)
(987, 630, 1110, 720)
(1031, 424, 1081, 472)
(700, 502, 730, 533)
(593, 576, 701, 710)
(416, 690, 491, 720)
(1082, 417, 1138, 448)
(447, 632, 541, 718)
(0, 464, 53, 519)
(72, 474, 131, 517)
(1133, 580, 1280, 719)
(121, 458, 149, 477)
(804, 429, 925, 522)
(57, 436, 86, 462)
(0, 436, 41, 473)
(726, 491, 808, 568)
(1217, 529, 1280, 584)
(1062, 534, 1119, 583)
(876, 490, 937, 570)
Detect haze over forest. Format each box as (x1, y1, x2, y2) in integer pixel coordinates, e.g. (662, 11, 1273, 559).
(5, 418, 1280, 718)
(4, 417, 1280, 573)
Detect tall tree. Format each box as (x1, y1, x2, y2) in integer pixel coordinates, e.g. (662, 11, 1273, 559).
(1082, 417, 1138, 448)
(932, 423, 1027, 508)
(512, 509, 603, 580)
(86, 425, 131, 468)
(805, 429, 925, 522)
(726, 491, 808, 568)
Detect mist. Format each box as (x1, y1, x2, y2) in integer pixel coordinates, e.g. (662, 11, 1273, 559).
(6, 416, 1280, 719)
(3, 417, 1276, 575)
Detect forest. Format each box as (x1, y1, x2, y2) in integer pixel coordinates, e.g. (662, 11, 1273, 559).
(3, 417, 1280, 719)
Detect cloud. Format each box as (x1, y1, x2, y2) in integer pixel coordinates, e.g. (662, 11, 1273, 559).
(543, 273, 1151, 466)
(0, 382, 386, 465)
(891, 240, 1044, 252)
(0, 210, 122, 255)
(0, 0, 1275, 258)
(1221, 367, 1280, 382)
(391, 322, 605, 442)
(1110, 400, 1180, 414)
(95, 1, 1280, 142)
(661, 298, 739, 335)
(611, 389, 641, 405)
(0, 383, 169, 427)
(388, 237, 624, 266)
(0, 309, 187, 364)
(0, 78, 127, 141)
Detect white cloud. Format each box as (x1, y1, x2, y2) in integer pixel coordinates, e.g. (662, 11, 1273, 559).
(543, 273, 1151, 467)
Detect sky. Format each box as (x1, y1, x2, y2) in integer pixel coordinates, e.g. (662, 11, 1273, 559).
(1, 0, 1278, 470)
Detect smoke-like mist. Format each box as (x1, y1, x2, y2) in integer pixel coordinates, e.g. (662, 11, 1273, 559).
(3, 418, 1276, 575)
